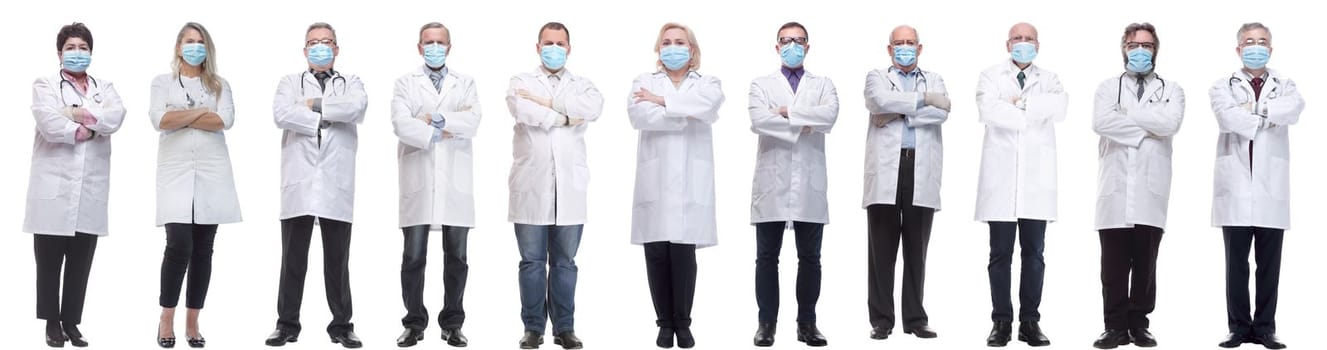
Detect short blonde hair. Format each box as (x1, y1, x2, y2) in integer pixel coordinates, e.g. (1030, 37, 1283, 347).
(654, 22, 701, 71)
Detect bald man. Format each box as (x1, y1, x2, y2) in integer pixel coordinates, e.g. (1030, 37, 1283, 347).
(974, 22, 1065, 347)
(862, 25, 951, 341)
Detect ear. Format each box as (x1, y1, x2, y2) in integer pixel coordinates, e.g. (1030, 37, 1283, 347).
(332, 46, 340, 57)
(774, 42, 781, 54)
(535, 42, 542, 55)
(564, 43, 571, 57)
(1006, 41, 1014, 53)
(418, 43, 425, 56)
(803, 43, 810, 55)
(916, 44, 924, 56)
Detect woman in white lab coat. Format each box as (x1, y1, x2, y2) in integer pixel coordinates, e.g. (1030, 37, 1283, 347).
(148, 22, 241, 349)
(628, 22, 724, 349)
(1089, 23, 1185, 349)
(25, 22, 126, 348)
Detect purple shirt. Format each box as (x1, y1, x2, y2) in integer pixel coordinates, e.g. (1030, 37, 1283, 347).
(781, 66, 805, 92)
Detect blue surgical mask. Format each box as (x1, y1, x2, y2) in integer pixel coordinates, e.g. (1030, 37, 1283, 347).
(1126, 48, 1153, 74)
(659, 45, 691, 71)
(423, 43, 447, 69)
(181, 43, 207, 66)
(541, 45, 568, 71)
(892, 45, 917, 67)
(307, 43, 334, 67)
(62, 50, 91, 73)
(1010, 42, 1037, 64)
(1241, 45, 1270, 70)
(780, 43, 806, 68)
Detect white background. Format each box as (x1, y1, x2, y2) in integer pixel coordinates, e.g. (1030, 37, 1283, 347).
(1, 0, 1322, 349)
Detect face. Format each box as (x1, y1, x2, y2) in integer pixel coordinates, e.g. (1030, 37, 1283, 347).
(1123, 30, 1156, 54)
(1006, 23, 1038, 52)
(1237, 27, 1271, 56)
(178, 28, 204, 56)
(660, 28, 690, 51)
(417, 27, 451, 56)
(775, 26, 809, 53)
(304, 27, 338, 66)
(536, 28, 570, 56)
(888, 26, 921, 67)
(59, 37, 90, 60)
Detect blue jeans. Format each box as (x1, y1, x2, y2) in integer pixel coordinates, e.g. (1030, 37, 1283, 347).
(514, 224, 583, 334)
(987, 219, 1046, 322)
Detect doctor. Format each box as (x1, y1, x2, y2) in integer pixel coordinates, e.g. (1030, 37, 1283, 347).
(390, 22, 482, 348)
(629, 22, 724, 349)
(747, 21, 837, 348)
(506, 21, 602, 350)
(1090, 22, 1185, 350)
(149, 21, 242, 349)
(974, 22, 1065, 348)
(26, 22, 126, 348)
(1210, 22, 1301, 350)
(265, 22, 368, 349)
(863, 24, 950, 342)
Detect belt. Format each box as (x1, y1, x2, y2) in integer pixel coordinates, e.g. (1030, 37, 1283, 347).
(901, 148, 916, 159)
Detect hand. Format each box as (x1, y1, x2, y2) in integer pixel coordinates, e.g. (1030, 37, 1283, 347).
(517, 89, 553, 108)
(568, 117, 585, 126)
(801, 126, 812, 134)
(778, 106, 789, 118)
(61, 107, 78, 121)
(871, 113, 902, 128)
(1243, 102, 1256, 114)
(924, 93, 951, 112)
(633, 88, 665, 105)
(305, 99, 316, 109)
(78, 109, 98, 126)
(442, 130, 454, 139)
(75, 126, 93, 141)
(416, 113, 432, 125)
(1008, 96, 1022, 105)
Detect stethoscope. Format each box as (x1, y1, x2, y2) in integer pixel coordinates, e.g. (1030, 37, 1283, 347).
(59, 71, 101, 107)
(886, 69, 929, 93)
(299, 69, 347, 95)
(178, 76, 199, 108)
(1228, 74, 1280, 102)
(1115, 72, 1167, 104)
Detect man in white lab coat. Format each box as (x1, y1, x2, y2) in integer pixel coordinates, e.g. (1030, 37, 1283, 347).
(390, 22, 483, 348)
(265, 22, 368, 349)
(974, 22, 1066, 348)
(506, 22, 603, 350)
(747, 22, 837, 348)
(862, 25, 951, 341)
(1210, 22, 1302, 350)
(1090, 22, 1185, 350)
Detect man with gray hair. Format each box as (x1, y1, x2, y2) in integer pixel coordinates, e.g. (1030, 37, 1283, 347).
(1210, 22, 1302, 350)
(266, 22, 368, 349)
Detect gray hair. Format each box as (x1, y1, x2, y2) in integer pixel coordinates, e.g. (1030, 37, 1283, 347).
(306, 22, 336, 41)
(1237, 22, 1271, 43)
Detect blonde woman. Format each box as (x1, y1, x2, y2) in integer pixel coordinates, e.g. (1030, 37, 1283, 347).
(148, 22, 241, 349)
(627, 22, 724, 349)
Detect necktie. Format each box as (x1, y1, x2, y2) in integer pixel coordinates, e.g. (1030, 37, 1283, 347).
(315, 71, 330, 92)
(429, 70, 444, 93)
(1250, 77, 1265, 101)
(1135, 76, 1146, 100)
(1017, 71, 1026, 89)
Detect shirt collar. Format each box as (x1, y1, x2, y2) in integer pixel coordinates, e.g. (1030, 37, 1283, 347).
(540, 66, 567, 79)
(889, 66, 921, 78)
(781, 66, 805, 79)
(423, 65, 448, 77)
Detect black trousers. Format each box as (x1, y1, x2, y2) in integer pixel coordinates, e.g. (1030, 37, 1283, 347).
(275, 216, 354, 335)
(754, 221, 823, 323)
(159, 223, 218, 309)
(1223, 226, 1283, 335)
(988, 219, 1047, 322)
(35, 233, 99, 324)
(401, 225, 469, 330)
(1098, 225, 1163, 330)
(867, 150, 934, 330)
(644, 242, 697, 329)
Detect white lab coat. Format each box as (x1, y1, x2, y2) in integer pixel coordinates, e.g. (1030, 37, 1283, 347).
(1092, 72, 1185, 230)
(974, 62, 1068, 222)
(148, 74, 242, 226)
(506, 67, 604, 226)
(272, 70, 368, 223)
(391, 66, 482, 229)
(862, 68, 949, 210)
(628, 71, 724, 248)
(24, 72, 126, 236)
(748, 70, 839, 225)
(1209, 69, 1304, 229)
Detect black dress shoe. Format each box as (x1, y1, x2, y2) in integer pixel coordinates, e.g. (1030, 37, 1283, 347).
(1018, 321, 1051, 347)
(987, 321, 1012, 347)
(441, 327, 468, 347)
(397, 328, 424, 347)
(519, 330, 543, 349)
(1092, 329, 1130, 349)
(753, 322, 775, 347)
(330, 331, 362, 349)
(46, 320, 67, 348)
(553, 331, 583, 349)
(1129, 328, 1157, 347)
(869, 326, 892, 340)
(1219, 332, 1251, 348)
(656, 327, 674, 348)
(797, 322, 828, 347)
(1252, 333, 1287, 349)
(674, 327, 695, 349)
(903, 325, 938, 339)
(265, 329, 298, 347)
(62, 324, 88, 348)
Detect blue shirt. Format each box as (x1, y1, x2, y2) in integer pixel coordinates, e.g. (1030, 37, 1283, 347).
(893, 67, 923, 149)
(781, 66, 805, 92)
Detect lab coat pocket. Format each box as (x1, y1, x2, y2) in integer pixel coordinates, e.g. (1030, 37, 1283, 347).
(1146, 154, 1173, 196)
(1039, 148, 1058, 192)
(27, 175, 61, 200)
(810, 167, 828, 193)
(452, 151, 474, 194)
(1265, 156, 1290, 201)
(690, 160, 715, 205)
(1213, 154, 1239, 198)
(572, 164, 591, 192)
(634, 159, 661, 203)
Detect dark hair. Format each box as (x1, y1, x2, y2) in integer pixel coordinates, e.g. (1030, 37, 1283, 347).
(778, 21, 808, 41)
(1121, 22, 1159, 59)
(538, 22, 569, 42)
(57, 22, 93, 52)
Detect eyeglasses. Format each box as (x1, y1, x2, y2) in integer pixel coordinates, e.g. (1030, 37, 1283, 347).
(1240, 38, 1270, 47)
(778, 36, 808, 45)
(1008, 35, 1037, 43)
(1124, 41, 1156, 50)
(305, 38, 336, 47)
(890, 40, 918, 46)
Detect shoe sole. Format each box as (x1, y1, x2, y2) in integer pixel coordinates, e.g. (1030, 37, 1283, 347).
(553, 338, 582, 349)
(903, 330, 937, 339)
(1018, 335, 1051, 347)
(797, 336, 828, 347)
